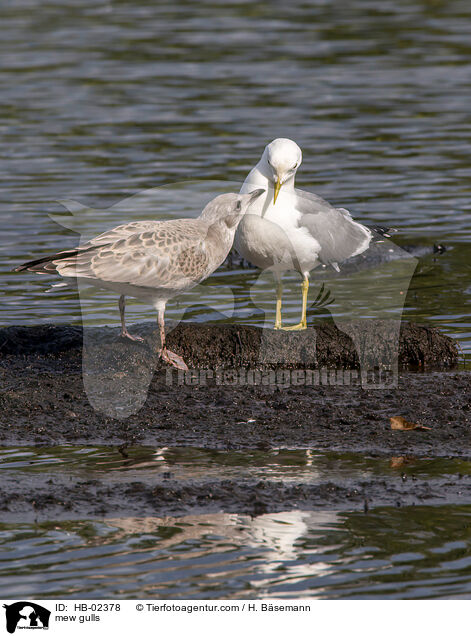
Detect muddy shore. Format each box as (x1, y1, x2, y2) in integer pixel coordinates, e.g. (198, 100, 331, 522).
(2, 466, 471, 523)
(0, 321, 469, 519)
(0, 320, 466, 455)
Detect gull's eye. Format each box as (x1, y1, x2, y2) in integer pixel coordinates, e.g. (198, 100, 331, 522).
(236, 200, 242, 211)
(291, 163, 298, 171)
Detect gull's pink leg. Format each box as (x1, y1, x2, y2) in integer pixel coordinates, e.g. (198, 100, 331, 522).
(118, 295, 144, 342)
(157, 307, 188, 370)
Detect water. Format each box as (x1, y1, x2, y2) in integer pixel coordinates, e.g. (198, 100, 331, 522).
(3, 508, 471, 599)
(2, 445, 471, 482)
(0, 0, 470, 600)
(2, 446, 471, 599)
(0, 0, 469, 350)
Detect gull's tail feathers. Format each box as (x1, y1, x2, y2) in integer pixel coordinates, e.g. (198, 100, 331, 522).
(13, 244, 98, 275)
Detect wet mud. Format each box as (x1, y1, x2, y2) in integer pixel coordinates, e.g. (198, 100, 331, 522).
(1, 467, 471, 523)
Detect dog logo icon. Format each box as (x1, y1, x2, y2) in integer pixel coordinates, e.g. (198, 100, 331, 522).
(3, 602, 51, 634)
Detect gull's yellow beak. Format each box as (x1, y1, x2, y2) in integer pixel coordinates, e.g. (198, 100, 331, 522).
(273, 177, 282, 204)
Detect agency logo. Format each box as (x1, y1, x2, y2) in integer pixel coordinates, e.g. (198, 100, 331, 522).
(3, 602, 51, 634)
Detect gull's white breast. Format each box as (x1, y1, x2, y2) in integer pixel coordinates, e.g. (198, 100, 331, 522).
(235, 170, 320, 274)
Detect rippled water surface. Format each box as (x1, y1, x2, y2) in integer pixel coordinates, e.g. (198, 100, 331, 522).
(0, 0, 469, 350)
(3, 507, 471, 599)
(2, 445, 471, 482)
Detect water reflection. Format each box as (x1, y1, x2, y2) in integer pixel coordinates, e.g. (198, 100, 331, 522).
(2, 446, 471, 483)
(2, 506, 471, 599)
(3, 445, 471, 483)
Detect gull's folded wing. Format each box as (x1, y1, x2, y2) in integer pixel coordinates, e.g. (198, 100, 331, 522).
(295, 189, 372, 269)
(18, 219, 212, 290)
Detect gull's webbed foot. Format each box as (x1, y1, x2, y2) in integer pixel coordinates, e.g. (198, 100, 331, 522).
(119, 329, 145, 343)
(281, 321, 307, 331)
(160, 348, 189, 371)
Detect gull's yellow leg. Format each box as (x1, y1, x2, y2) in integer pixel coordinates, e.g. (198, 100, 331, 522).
(274, 280, 283, 329)
(282, 276, 309, 331)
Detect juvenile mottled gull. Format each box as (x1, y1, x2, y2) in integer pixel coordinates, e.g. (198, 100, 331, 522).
(15, 189, 264, 369)
(235, 138, 372, 330)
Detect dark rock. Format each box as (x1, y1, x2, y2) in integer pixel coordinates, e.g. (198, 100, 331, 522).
(0, 320, 459, 369)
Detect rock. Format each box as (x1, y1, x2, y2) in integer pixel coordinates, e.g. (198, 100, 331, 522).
(0, 320, 459, 369)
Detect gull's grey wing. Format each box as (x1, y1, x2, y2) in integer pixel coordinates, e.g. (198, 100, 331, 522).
(295, 188, 372, 269)
(54, 219, 214, 290)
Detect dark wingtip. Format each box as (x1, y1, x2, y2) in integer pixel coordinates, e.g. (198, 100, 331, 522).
(10, 247, 87, 274)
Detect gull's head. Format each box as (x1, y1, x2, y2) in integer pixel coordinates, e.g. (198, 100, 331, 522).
(200, 189, 265, 228)
(263, 138, 302, 204)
